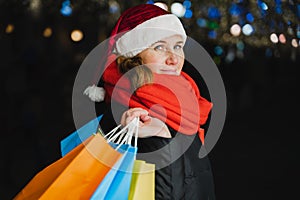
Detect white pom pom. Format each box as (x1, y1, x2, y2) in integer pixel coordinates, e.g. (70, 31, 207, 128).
(83, 85, 105, 102)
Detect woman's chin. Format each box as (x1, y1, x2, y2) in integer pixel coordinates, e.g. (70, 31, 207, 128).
(159, 70, 180, 75)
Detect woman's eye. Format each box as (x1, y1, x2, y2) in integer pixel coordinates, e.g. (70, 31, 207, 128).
(154, 45, 166, 51)
(174, 45, 182, 50)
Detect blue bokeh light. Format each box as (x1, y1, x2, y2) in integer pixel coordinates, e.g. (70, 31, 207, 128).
(60, 1, 72, 17)
(184, 9, 193, 18)
(146, 0, 154, 4)
(208, 6, 221, 19)
(275, 0, 282, 5)
(229, 4, 241, 16)
(214, 46, 223, 55)
(208, 30, 217, 39)
(236, 41, 245, 50)
(183, 1, 191, 9)
(275, 5, 282, 14)
(197, 18, 207, 27)
(246, 13, 254, 23)
(259, 1, 268, 10)
(242, 24, 254, 36)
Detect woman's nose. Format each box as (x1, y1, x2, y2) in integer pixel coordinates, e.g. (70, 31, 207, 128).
(165, 51, 178, 65)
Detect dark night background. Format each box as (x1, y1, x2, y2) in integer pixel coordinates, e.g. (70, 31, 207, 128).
(1, 0, 299, 199)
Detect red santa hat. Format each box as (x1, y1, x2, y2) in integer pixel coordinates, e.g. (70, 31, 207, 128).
(84, 4, 187, 101)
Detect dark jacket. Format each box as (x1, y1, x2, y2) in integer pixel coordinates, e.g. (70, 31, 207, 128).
(99, 102, 216, 200)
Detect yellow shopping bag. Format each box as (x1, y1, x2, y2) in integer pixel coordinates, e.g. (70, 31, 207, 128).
(128, 160, 155, 200)
(14, 134, 122, 200)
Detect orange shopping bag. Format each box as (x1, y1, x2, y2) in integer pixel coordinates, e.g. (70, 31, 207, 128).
(14, 134, 122, 200)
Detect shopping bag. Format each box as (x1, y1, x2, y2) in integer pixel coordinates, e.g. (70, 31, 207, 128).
(91, 117, 139, 200)
(128, 160, 155, 200)
(61, 114, 103, 156)
(14, 134, 122, 200)
(91, 144, 137, 200)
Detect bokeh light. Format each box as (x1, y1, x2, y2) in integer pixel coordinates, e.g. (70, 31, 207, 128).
(171, 2, 186, 17)
(270, 33, 279, 43)
(214, 46, 223, 55)
(43, 27, 52, 38)
(183, 1, 191, 9)
(278, 33, 286, 44)
(236, 41, 245, 50)
(291, 39, 298, 47)
(242, 24, 254, 36)
(184, 9, 193, 18)
(259, 1, 268, 11)
(246, 13, 254, 23)
(197, 18, 207, 28)
(5, 24, 14, 34)
(109, 1, 120, 14)
(230, 24, 241, 37)
(60, 0, 72, 16)
(208, 30, 217, 39)
(71, 29, 84, 42)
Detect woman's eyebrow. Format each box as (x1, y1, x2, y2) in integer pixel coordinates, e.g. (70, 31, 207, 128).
(152, 40, 184, 45)
(153, 40, 166, 44)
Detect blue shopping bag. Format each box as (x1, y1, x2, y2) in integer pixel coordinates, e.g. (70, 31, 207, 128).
(60, 115, 103, 156)
(91, 117, 139, 200)
(90, 143, 137, 200)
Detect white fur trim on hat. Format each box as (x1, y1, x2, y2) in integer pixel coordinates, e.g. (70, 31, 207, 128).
(83, 85, 105, 102)
(115, 14, 187, 58)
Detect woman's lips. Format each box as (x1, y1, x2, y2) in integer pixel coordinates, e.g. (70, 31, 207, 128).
(160, 69, 178, 75)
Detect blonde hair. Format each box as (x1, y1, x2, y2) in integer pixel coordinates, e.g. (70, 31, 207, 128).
(117, 56, 153, 91)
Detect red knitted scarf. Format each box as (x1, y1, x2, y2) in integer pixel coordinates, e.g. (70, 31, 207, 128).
(103, 55, 212, 143)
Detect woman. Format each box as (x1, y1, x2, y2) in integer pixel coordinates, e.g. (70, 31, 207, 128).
(86, 4, 216, 200)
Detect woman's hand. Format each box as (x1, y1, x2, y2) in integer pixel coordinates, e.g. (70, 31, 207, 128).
(121, 107, 151, 127)
(121, 108, 171, 138)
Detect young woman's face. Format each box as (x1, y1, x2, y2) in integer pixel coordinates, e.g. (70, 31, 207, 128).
(138, 35, 185, 76)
